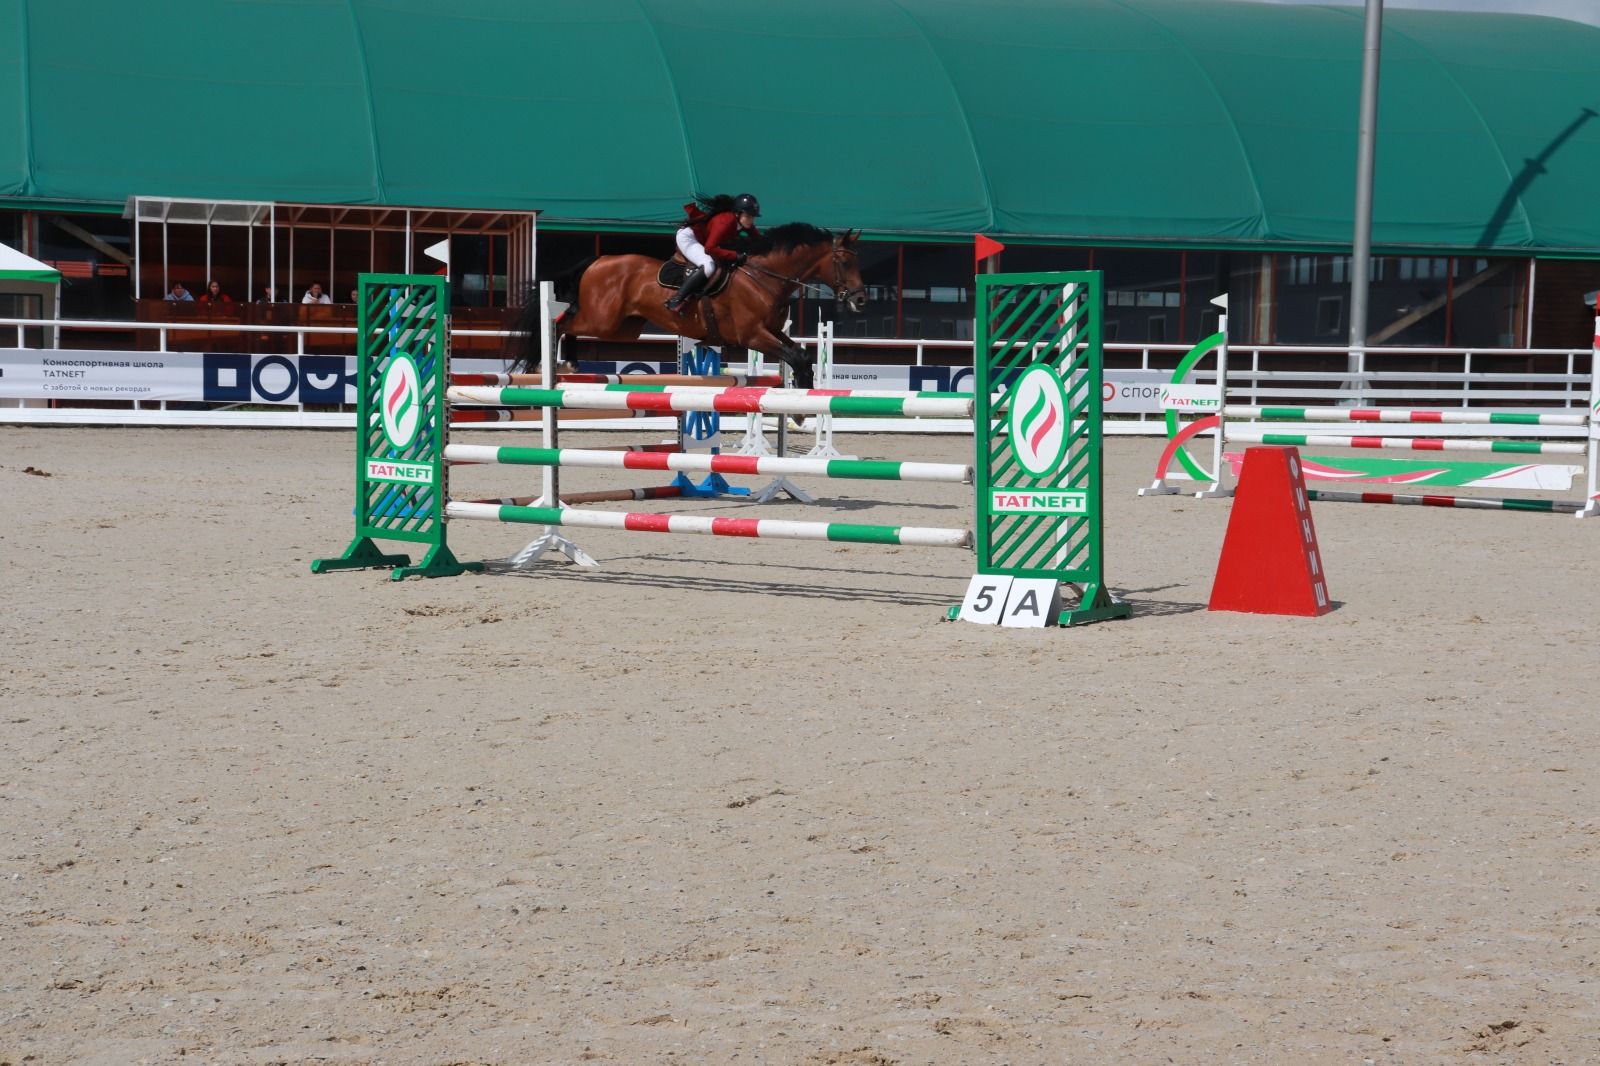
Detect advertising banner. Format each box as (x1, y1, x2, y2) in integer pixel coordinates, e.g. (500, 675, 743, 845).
(2, 349, 1179, 415)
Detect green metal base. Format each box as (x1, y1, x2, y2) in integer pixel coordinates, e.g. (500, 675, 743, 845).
(390, 543, 485, 581)
(1056, 583, 1132, 626)
(311, 537, 413, 574)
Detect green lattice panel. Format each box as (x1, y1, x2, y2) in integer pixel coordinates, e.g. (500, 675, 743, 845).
(973, 271, 1110, 588)
(353, 275, 448, 545)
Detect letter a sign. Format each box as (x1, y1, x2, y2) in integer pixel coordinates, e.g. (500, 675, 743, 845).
(1000, 579, 1064, 627)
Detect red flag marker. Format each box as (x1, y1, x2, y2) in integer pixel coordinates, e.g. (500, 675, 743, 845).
(1208, 446, 1333, 616)
(975, 234, 1005, 270)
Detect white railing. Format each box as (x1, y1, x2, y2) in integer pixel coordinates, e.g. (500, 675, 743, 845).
(1, 315, 1592, 431)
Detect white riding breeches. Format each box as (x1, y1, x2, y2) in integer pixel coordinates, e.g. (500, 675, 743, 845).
(675, 226, 718, 276)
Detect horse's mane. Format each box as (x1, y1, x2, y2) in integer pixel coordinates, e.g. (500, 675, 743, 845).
(740, 222, 833, 256)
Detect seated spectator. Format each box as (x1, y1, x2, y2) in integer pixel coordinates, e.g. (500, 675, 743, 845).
(164, 281, 194, 302)
(255, 286, 279, 304)
(302, 281, 332, 305)
(199, 279, 233, 305)
(349, 287, 359, 305)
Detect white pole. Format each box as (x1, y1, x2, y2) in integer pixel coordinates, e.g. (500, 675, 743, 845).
(490, 280, 598, 568)
(805, 320, 850, 458)
(1578, 309, 1600, 519)
(540, 280, 558, 507)
(1195, 293, 1233, 499)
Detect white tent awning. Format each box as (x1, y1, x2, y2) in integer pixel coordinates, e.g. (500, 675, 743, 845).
(0, 242, 62, 284)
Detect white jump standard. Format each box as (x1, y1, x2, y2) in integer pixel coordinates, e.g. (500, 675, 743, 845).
(1141, 302, 1600, 518)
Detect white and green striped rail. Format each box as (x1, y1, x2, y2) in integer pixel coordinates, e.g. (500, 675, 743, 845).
(1228, 429, 1587, 455)
(1225, 405, 1589, 427)
(446, 384, 975, 419)
(444, 444, 973, 484)
(445, 501, 974, 549)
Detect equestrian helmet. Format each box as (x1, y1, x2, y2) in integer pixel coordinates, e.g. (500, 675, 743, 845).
(734, 193, 761, 217)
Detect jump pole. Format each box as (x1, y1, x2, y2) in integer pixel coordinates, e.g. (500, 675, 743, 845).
(802, 320, 853, 461)
(1581, 311, 1600, 519)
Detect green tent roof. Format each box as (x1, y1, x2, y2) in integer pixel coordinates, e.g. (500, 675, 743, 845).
(3, 0, 1599, 255)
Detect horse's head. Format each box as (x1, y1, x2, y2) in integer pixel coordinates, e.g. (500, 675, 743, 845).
(746, 223, 869, 313)
(829, 230, 868, 313)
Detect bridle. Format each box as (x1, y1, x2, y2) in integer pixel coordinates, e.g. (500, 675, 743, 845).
(737, 237, 865, 310)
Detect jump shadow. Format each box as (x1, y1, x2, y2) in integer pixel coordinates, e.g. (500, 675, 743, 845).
(785, 496, 966, 514)
(1112, 584, 1343, 618)
(1114, 583, 1209, 619)
(497, 563, 960, 608)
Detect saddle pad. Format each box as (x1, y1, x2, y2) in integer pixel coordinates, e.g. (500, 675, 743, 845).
(656, 258, 734, 297)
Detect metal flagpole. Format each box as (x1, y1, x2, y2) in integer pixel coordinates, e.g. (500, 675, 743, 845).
(1348, 0, 1384, 400)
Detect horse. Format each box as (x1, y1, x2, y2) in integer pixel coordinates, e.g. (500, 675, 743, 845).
(511, 223, 867, 388)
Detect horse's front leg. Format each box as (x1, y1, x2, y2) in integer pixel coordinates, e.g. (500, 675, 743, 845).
(748, 325, 816, 390)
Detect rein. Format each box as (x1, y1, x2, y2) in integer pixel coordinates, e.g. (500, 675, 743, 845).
(737, 242, 861, 306)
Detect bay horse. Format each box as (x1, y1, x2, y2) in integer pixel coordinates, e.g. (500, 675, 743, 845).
(511, 223, 867, 389)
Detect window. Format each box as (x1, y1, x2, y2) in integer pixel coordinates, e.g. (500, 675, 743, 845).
(1099, 249, 1181, 344)
(1316, 295, 1342, 336)
(899, 243, 972, 340)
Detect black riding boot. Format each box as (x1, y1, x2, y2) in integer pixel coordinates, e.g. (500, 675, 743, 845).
(664, 267, 709, 312)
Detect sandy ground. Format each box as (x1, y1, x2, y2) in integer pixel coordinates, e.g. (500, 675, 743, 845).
(2, 424, 1598, 1066)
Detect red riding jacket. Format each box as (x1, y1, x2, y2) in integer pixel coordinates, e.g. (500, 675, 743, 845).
(683, 203, 759, 264)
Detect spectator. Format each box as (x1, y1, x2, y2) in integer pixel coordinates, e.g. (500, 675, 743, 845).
(199, 279, 233, 305)
(302, 282, 332, 305)
(255, 286, 279, 304)
(164, 281, 194, 302)
(349, 287, 359, 305)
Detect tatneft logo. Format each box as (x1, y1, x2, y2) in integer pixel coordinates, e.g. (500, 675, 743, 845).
(1008, 364, 1069, 478)
(379, 354, 423, 450)
(365, 459, 435, 485)
(1160, 384, 1222, 410)
(990, 489, 1088, 515)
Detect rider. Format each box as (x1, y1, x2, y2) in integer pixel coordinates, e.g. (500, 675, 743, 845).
(664, 193, 761, 312)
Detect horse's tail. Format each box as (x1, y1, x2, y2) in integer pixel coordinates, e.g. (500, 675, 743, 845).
(506, 257, 596, 371)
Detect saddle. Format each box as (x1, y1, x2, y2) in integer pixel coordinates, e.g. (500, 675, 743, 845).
(657, 257, 735, 298)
